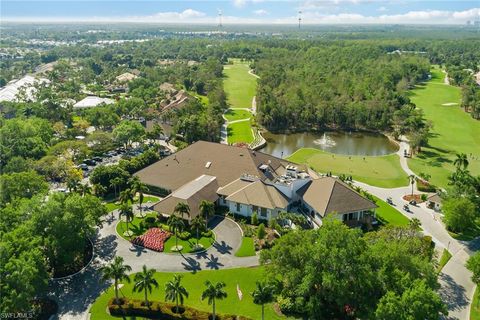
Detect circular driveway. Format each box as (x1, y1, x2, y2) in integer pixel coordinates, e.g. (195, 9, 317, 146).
(48, 214, 259, 320)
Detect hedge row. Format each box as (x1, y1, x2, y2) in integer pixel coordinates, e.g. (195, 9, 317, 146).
(108, 298, 252, 320)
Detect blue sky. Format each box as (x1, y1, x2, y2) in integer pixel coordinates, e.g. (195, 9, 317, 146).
(2, 0, 479, 24)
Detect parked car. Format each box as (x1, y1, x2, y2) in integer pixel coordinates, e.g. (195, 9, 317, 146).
(78, 163, 88, 170)
(92, 156, 103, 162)
(403, 204, 410, 212)
(409, 199, 417, 206)
(83, 159, 96, 166)
(386, 197, 393, 205)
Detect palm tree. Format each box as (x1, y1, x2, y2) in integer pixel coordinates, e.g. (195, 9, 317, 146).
(199, 200, 215, 225)
(190, 215, 206, 247)
(201, 280, 227, 320)
(78, 184, 92, 197)
(119, 188, 134, 205)
(454, 153, 469, 170)
(167, 215, 185, 250)
(100, 256, 132, 305)
(165, 274, 189, 313)
(119, 203, 134, 237)
(174, 202, 190, 220)
(133, 265, 159, 307)
(110, 177, 123, 199)
(251, 281, 275, 320)
(129, 176, 149, 213)
(408, 174, 416, 197)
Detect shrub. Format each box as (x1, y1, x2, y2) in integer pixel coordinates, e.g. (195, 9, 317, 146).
(251, 212, 259, 226)
(201, 230, 213, 238)
(276, 296, 304, 315)
(257, 223, 266, 240)
(178, 231, 191, 240)
(421, 194, 428, 202)
(108, 298, 252, 320)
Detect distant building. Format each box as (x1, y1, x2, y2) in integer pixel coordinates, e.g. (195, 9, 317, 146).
(115, 72, 137, 83)
(427, 193, 442, 212)
(73, 96, 114, 109)
(0, 75, 50, 102)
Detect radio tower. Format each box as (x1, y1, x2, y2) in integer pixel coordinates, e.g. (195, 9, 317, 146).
(298, 10, 302, 29)
(218, 9, 223, 28)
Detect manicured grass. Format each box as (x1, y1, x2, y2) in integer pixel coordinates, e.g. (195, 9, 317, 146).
(288, 148, 408, 188)
(471, 286, 480, 320)
(116, 214, 215, 254)
(224, 109, 252, 121)
(408, 66, 480, 188)
(223, 60, 257, 109)
(437, 248, 452, 273)
(227, 121, 254, 144)
(89, 267, 284, 320)
(116, 212, 158, 238)
(372, 195, 410, 227)
(104, 196, 160, 213)
(235, 237, 256, 257)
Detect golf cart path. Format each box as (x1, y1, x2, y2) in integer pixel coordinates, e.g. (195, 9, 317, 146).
(354, 179, 476, 320)
(49, 214, 258, 320)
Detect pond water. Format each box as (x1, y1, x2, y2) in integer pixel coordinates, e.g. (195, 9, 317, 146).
(260, 131, 399, 158)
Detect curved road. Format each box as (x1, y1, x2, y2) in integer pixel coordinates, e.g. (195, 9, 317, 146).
(48, 215, 258, 320)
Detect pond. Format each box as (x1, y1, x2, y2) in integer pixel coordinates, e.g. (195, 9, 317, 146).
(260, 131, 399, 158)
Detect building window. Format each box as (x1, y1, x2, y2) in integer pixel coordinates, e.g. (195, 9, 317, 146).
(236, 203, 241, 212)
(260, 207, 267, 218)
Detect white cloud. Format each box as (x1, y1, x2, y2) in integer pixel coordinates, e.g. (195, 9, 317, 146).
(253, 9, 269, 16)
(377, 6, 388, 12)
(233, 0, 247, 8)
(4, 7, 479, 25)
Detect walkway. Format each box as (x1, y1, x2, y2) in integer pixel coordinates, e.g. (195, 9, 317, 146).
(48, 215, 258, 320)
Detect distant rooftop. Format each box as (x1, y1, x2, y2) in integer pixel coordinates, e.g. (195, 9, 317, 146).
(73, 96, 114, 108)
(0, 75, 49, 102)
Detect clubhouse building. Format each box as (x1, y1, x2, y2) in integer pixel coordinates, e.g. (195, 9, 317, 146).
(135, 141, 377, 227)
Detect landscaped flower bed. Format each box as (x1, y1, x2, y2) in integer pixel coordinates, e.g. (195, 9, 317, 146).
(131, 228, 172, 252)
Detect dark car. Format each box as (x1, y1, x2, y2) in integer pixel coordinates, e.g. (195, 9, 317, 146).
(83, 159, 96, 166)
(92, 156, 103, 162)
(78, 163, 88, 171)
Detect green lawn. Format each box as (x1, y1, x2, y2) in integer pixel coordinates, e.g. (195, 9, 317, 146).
(104, 196, 160, 213)
(437, 248, 452, 273)
(235, 237, 256, 257)
(471, 286, 480, 320)
(90, 267, 285, 320)
(223, 61, 257, 109)
(288, 148, 408, 188)
(372, 195, 410, 227)
(116, 214, 215, 254)
(224, 109, 252, 121)
(227, 121, 254, 144)
(408, 66, 480, 188)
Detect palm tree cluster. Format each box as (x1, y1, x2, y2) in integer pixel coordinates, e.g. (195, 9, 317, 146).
(100, 256, 275, 319)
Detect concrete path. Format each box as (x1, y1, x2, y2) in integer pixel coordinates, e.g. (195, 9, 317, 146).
(48, 215, 258, 320)
(248, 69, 260, 79)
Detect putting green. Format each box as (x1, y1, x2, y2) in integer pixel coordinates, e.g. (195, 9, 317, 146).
(89, 267, 284, 319)
(408, 67, 480, 187)
(288, 148, 408, 188)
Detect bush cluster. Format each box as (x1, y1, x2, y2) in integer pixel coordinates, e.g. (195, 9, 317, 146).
(108, 298, 252, 320)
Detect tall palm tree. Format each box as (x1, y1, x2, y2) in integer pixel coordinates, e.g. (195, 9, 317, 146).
(78, 184, 92, 197)
(119, 203, 134, 237)
(165, 274, 189, 313)
(201, 280, 227, 320)
(119, 188, 134, 205)
(133, 265, 158, 307)
(190, 215, 206, 247)
(110, 177, 123, 199)
(174, 202, 190, 220)
(251, 281, 275, 320)
(100, 256, 132, 305)
(199, 200, 215, 225)
(454, 153, 469, 170)
(129, 176, 149, 213)
(167, 215, 185, 250)
(408, 174, 416, 197)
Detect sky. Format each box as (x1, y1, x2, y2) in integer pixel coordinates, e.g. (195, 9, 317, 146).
(1, 0, 480, 24)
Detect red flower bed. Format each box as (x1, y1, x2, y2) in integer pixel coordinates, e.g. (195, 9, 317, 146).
(131, 228, 172, 252)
